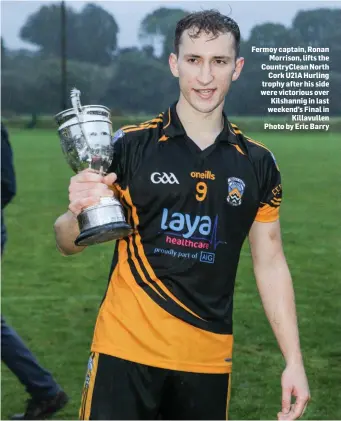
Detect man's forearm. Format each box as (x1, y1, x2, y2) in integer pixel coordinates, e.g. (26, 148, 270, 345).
(254, 251, 303, 365)
(54, 210, 86, 256)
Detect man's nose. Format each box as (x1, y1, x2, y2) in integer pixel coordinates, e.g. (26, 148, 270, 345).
(197, 63, 214, 85)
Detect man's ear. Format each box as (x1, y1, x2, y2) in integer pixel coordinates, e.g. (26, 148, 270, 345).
(169, 53, 179, 78)
(232, 57, 245, 82)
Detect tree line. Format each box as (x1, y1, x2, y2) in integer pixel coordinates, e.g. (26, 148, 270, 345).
(1, 4, 340, 116)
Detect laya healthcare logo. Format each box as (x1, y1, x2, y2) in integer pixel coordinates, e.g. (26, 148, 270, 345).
(160, 208, 226, 251)
(161, 208, 211, 239)
(226, 177, 246, 207)
(151, 172, 179, 184)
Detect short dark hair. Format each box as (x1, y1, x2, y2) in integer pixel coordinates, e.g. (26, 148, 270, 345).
(174, 10, 241, 58)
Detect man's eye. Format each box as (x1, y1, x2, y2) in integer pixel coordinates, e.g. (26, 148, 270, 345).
(215, 60, 227, 65)
(188, 58, 198, 63)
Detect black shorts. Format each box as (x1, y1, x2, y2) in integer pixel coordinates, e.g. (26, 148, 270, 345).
(79, 353, 232, 420)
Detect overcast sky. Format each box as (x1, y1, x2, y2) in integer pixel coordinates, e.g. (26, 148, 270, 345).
(1, 0, 340, 51)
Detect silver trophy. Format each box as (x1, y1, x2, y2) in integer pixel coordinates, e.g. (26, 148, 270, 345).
(55, 88, 133, 246)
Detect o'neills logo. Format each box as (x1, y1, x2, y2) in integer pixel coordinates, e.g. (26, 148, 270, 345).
(190, 170, 215, 180)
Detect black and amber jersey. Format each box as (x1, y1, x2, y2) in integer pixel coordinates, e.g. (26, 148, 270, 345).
(91, 103, 282, 374)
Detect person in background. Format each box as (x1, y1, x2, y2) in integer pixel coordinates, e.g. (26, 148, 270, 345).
(1, 123, 69, 420)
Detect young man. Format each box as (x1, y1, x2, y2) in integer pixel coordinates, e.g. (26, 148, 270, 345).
(54, 10, 310, 420)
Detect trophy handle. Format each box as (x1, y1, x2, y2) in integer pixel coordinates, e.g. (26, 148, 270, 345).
(70, 88, 93, 162)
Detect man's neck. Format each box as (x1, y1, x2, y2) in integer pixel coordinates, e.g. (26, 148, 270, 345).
(176, 95, 225, 138)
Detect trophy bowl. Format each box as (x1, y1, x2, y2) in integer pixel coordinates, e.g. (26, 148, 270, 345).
(55, 89, 133, 246)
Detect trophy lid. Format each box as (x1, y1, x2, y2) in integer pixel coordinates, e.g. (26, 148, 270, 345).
(55, 105, 111, 130)
(55, 88, 111, 129)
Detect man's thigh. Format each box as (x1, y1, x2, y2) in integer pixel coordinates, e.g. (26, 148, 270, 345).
(79, 353, 166, 420)
(160, 370, 231, 420)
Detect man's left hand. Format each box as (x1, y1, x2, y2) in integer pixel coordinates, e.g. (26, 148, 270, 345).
(277, 362, 310, 420)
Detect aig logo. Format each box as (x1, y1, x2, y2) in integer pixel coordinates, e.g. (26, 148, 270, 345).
(151, 172, 179, 184)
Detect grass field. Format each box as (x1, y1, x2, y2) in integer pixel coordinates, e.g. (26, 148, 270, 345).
(1, 128, 341, 420)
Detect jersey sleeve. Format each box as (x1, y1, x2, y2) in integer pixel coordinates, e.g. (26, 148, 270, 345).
(254, 151, 282, 223)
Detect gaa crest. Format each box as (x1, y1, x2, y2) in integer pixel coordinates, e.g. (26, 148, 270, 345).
(227, 177, 245, 207)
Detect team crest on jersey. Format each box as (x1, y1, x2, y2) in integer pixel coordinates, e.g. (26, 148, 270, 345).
(227, 177, 245, 207)
(84, 354, 94, 388)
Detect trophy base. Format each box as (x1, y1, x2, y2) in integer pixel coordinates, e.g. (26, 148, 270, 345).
(75, 221, 133, 246)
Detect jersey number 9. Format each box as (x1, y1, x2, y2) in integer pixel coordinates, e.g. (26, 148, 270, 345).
(196, 182, 207, 201)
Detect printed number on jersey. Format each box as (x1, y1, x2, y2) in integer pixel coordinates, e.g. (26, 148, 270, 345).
(196, 182, 207, 201)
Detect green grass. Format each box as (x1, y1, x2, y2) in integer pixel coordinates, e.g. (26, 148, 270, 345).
(1, 129, 341, 420)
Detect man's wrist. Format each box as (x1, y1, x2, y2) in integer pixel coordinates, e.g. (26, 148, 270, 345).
(285, 352, 303, 366)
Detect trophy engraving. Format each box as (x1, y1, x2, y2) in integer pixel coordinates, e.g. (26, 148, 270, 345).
(55, 89, 133, 246)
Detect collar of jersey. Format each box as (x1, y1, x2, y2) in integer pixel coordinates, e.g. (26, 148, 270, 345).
(162, 102, 239, 145)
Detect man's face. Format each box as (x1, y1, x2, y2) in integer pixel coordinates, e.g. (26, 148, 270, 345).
(169, 28, 244, 114)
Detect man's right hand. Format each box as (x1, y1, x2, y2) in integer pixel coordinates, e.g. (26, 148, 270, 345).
(68, 169, 118, 216)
